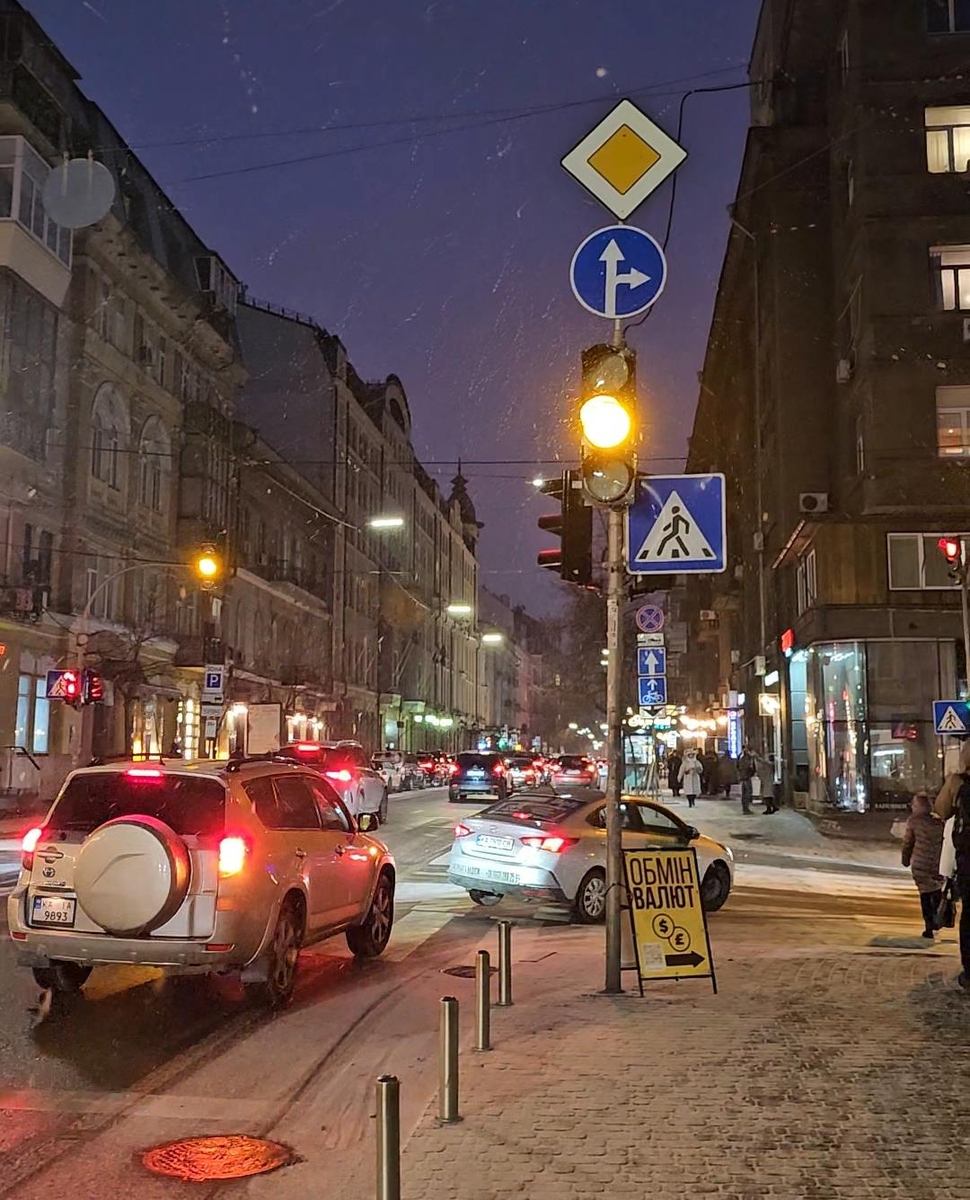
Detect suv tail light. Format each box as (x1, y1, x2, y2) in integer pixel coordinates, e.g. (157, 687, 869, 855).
(492, 763, 505, 777)
(326, 769, 354, 784)
(21, 826, 44, 871)
(454, 822, 473, 838)
(520, 835, 578, 854)
(218, 835, 248, 877)
(126, 767, 164, 781)
(448, 762, 459, 775)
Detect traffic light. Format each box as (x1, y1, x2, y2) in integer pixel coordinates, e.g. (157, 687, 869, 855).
(61, 669, 81, 708)
(81, 668, 104, 705)
(939, 536, 964, 579)
(536, 469, 593, 586)
(579, 343, 636, 505)
(193, 544, 223, 590)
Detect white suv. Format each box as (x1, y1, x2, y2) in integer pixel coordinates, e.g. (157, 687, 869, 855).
(8, 758, 396, 1008)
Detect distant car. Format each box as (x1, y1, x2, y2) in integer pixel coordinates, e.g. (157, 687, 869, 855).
(8, 758, 395, 1006)
(448, 793, 733, 920)
(276, 742, 388, 823)
(418, 750, 450, 785)
(401, 754, 427, 790)
(448, 751, 509, 802)
(505, 754, 538, 791)
(550, 754, 598, 788)
(372, 752, 405, 793)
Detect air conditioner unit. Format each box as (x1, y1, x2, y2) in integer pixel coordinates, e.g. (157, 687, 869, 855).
(799, 492, 829, 514)
(730, 649, 741, 665)
(700, 609, 717, 621)
(836, 358, 853, 384)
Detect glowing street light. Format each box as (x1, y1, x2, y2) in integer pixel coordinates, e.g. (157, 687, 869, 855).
(481, 632, 504, 644)
(446, 603, 472, 616)
(368, 515, 405, 530)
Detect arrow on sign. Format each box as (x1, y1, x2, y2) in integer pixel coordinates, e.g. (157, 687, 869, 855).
(600, 239, 650, 319)
(665, 951, 705, 968)
(643, 650, 660, 674)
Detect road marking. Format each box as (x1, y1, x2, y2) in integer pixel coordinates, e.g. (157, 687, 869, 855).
(0, 1088, 274, 1122)
(385, 906, 457, 962)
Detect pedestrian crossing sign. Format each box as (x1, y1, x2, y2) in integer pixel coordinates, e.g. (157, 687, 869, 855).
(933, 700, 970, 735)
(627, 474, 726, 574)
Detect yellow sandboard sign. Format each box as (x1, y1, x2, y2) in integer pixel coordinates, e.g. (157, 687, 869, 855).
(622, 846, 716, 993)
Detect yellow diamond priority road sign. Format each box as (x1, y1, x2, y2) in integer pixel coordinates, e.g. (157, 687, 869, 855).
(561, 99, 687, 220)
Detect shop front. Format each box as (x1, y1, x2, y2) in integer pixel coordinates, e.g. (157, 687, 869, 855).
(791, 638, 955, 831)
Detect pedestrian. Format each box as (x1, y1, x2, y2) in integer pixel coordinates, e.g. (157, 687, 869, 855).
(679, 748, 703, 808)
(933, 740, 970, 988)
(901, 791, 944, 939)
(737, 744, 757, 814)
(701, 750, 718, 796)
(666, 750, 683, 797)
(716, 751, 737, 799)
(757, 752, 777, 813)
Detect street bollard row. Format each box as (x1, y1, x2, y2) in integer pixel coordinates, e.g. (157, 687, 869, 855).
(374, 921, 514, 1199)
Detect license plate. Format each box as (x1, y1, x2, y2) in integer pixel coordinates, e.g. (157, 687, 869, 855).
(468, 769, 485, 779)
(478, 834, 513, 852)
(30, 895, 77, 928)
(464, 864, 520, 884)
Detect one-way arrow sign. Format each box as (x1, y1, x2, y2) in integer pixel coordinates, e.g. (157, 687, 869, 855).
(637, 646, 666, 677)
(665, 950, 705, 969)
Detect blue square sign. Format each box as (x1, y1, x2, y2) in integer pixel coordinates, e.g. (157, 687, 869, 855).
(627, 474, 726, 574)
(638, 676, 667, 707)
(637, 647, 666, 676)
(934, 701, 970, 735)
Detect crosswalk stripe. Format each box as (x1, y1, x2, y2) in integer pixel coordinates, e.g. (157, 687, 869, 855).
(384, 907, 456, 962)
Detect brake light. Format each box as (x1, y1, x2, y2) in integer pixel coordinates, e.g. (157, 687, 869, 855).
(126, 767, 164, 780)
(326, 769, 354, 784)
(295, 742, 319, 753)
(521, 835, 577, 854)
(551, 764, 562, 773)
(455, 822, 473, 838)
(492, 763, 505, 776)
(218, 835, 248, 877)
(524, 769, 535, 779)
(448, 762, 459, 775)
(21, 826, 44, 871)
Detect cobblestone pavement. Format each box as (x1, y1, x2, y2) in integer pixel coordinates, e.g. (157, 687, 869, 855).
(401, 913, 970, 1200)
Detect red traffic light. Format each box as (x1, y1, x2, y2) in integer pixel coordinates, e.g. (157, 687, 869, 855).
(938, 537, 962, 566)
(81, 668, 104, 704)
(61, 669, 81, 703)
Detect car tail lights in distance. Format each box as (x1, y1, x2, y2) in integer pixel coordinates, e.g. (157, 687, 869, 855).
(218, 835, 248, 877)
(520, 835, 577, 854)
(492, 762, 505, 776)
(295, 742, 319, 753)
(454, 822, 472, 838)
(21, 826, 44, 871)
(326, 769, 354, 784)
(448, 762, 459, 775)
(126, 767, 164, 781)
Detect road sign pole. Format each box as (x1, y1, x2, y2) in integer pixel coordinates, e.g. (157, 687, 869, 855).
(960, 561, 970, 690)
(605, 502, 625, 995)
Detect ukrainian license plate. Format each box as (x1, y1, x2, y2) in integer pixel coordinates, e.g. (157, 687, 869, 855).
(30, 895, 77, 928)
(478, 834, 514, 852)
(465, 864, 520, 885)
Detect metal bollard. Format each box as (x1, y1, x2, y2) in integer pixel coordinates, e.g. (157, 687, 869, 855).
(375, 1074, 401, 1200)
(496, 920, 513, 1007)
(475, 949, 491, 1052)
(438, 996, 461, 1124)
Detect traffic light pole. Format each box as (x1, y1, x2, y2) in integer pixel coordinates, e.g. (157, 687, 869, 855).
(960, 566, 970, 690)
(604, 503, 626, 995)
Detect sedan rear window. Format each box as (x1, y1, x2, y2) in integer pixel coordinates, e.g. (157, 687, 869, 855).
(49, 771, 226, 836)
(484, 796, 588, 824)
(277, 745, 347, 769)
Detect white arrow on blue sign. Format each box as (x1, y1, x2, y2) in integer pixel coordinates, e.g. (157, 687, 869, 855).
(570, 225, 667, 320)
(638, 676, 667, 707)
(627, 473, 726, 575)
(637, 647, 666, 677)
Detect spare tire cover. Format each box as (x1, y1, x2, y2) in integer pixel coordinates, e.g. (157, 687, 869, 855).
(74, 815, 191, 937)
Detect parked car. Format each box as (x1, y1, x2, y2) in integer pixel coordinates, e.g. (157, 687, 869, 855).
(448, 751, 509, 802)
(505, 754, 539, 791)
(276, 741, 388, 823)
(8, 758, 396, 1006)
(448, 793, 733, 920)
(401, 754, 427, 790)
(372, 751, 405, 793)
(550, 754, 598, 788)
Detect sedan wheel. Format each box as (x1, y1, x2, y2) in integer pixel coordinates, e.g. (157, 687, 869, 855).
(700, 863, 731, 912)
(575, 869, 607, 924)
(249, 899, 302, 1010)
(347, 871, 394, 958)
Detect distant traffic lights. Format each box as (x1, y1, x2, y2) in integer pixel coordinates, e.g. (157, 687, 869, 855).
(536, 469, 593, 586)
(193, 544, 224, 590)
(579, 343, 636, 505)
(81, 668, 104, 705)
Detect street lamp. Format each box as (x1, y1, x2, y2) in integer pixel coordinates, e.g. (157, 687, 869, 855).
(446, 603, 472, 616)
(481, 631, 504, 644)
(368, 515, 405, 530)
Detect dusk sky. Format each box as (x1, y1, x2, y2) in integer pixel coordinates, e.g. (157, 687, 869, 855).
(26, 0, 761, 609)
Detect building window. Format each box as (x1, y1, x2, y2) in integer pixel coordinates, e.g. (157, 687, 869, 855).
(85, 555, 121, 621)
(931, 244, 970, 310)
(90, 384, 128, 490)
(0, 136, 71, 265)
(936, 385, 970, 456)
(887, 532, 969, 589)
(796, 549, 818, 615)
(925, 106, 970, 172)
(928, 0, 970, 33)
(16, 674, 49, 754)
(845, 158, 854, 206)
(137, 416, 170, 512)
(838, 28, 850, 82)
(855, 414, 865, 474)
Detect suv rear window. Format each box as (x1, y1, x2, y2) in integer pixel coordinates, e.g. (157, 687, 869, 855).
(456, 753, 500, 769)
(508, 756, 534, 767)
(49, 771, 226, 836)
(277, 745, 347, 768)
(558, 756, 590, 770)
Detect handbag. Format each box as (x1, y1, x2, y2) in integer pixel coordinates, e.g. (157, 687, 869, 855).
(935, 880, 957, 930)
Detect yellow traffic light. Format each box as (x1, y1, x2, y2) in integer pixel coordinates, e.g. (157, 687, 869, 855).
(194, 546, 223, 585)
(580, 394, 632, 449)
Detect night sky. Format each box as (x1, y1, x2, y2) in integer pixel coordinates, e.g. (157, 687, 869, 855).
(25, 0, 761, 610)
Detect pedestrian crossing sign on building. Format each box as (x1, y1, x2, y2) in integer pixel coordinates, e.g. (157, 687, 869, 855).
(934, 700, 970, 735)
(627, 474, 726, 575)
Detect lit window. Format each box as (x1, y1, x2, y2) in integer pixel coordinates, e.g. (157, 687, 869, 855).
(16, 673, 50, 754)
(937, 386, 970, 456)
(887, 533, 969, 589)
(927, 0, 970, 34)
(931, 244, 970, 310)
(925, 106, 970, 172)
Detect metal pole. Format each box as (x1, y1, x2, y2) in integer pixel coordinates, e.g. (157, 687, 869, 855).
(375, 1074, 401, 1200)
(474, 949, 491, 1051)
(604, 504, 625, 994)
(438, 996, 461, 1124)
(961, 567, 970, 689)
(496, 920, 513, 1007)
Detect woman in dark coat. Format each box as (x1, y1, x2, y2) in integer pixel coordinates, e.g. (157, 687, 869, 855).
(902, 791, 945, 939)
(666, 751, 683, 796)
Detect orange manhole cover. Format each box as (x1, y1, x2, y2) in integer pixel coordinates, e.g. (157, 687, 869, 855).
(142, 1135, 295, 1183)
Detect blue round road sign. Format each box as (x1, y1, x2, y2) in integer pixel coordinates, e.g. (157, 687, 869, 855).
(569, 225, 667, 320)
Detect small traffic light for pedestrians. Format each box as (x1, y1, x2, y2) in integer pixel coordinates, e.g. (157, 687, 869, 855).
(193, 545, 223, 590)
(61, 669, 81, 707)
(536, 469, 593, 586)
(939, 536, 963, 577)
(81, 668, 104, 705)
(579, 343, 636, 505)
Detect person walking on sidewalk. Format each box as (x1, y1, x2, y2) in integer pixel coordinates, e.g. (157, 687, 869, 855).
(666, 750, 683, 797)
(757, 752, 777, 813)
(934, 740, 970, 989)
(701, 750, 718, 796)
(738, 744, 757, 814)
(679, 749, 702, 808)
(901, 792, 944, 939)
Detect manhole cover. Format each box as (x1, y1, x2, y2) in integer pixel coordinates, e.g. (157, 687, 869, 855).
(142, 1135, 295, 1182)
(443, 964, 497, 978)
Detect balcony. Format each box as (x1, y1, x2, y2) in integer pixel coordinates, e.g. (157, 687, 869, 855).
(0, 136, 72, 308)
(0, 583, 46, 622)
(251, 559, 327, 603)
(174, 636, 227, 668)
